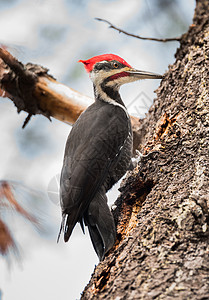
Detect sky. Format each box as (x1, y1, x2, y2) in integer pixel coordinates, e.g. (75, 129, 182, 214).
(0, 0, 195, 299)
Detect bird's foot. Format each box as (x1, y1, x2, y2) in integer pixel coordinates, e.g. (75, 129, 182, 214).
(131, 149, 159, 169)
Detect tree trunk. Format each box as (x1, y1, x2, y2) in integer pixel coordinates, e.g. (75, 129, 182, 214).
(81, 1, 209, 299)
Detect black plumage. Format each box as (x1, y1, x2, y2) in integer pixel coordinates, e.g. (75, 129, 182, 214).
(59, 53, 161, 260)
(60, 98, 132, 260)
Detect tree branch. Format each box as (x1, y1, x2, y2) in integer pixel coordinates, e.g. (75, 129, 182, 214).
(0, 47, 142, 151)
(0, 47, 93, 125)
(95, 18, 181, 42)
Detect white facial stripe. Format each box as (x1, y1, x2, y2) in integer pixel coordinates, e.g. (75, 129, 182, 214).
(105, 75, 136, 87)
(94, 83, 129, 117)
(90, 68, 120, 84)
(89, 66, 133, 117)
(106, 69, 143, 87)
(90, 68, 131, 87)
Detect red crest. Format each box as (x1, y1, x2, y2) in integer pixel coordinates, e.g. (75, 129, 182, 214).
(79, 54, 132, 73)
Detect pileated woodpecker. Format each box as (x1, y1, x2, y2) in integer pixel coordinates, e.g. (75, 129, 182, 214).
(59, 54, 162, 260)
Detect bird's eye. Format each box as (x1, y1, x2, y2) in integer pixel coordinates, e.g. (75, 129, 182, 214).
(114, 63, 119, 68)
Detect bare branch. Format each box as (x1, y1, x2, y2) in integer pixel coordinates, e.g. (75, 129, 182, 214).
(0, 47, 92, 126)
(0, 47, 141, 151)
(96, 18, 181, 42)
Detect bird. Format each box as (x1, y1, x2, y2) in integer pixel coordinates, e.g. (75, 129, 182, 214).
(59, 54, 162, 260)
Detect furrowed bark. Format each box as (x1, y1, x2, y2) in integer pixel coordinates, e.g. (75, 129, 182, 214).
(81, 1, 209, 299)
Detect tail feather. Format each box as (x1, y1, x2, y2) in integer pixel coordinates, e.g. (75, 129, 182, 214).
(58, 189, 116, 260)
(88, 225, 105, 261)
(57, 214, 66, 243)
(85, 190, 116, 261)
(57, 212, 78, 243)
(79, 218, 85, 234)
(64, 213, 77, 242)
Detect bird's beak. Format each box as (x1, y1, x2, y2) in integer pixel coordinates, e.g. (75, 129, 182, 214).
(127, 68, 163, 80)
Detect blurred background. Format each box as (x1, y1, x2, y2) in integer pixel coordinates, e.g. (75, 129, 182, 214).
(0, 0, 195, 299)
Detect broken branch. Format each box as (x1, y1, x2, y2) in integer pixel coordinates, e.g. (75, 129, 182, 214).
(0, 47, 141, 150)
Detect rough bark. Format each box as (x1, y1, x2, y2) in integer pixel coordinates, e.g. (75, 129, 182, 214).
(81, 1, 209, 299)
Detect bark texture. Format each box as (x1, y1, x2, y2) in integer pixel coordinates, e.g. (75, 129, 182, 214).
(81, 1, 209, 299)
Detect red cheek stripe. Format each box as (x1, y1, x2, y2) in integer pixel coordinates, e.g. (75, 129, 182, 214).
(109, 72, 130, 81)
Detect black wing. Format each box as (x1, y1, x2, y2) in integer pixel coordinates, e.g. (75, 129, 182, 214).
(59, 101, 130, 242)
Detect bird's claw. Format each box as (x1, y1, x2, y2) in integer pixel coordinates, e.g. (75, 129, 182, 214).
(131, 149, 159, 168)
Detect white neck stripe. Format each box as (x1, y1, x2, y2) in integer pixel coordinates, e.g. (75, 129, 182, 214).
(95, 84, 129, 117)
